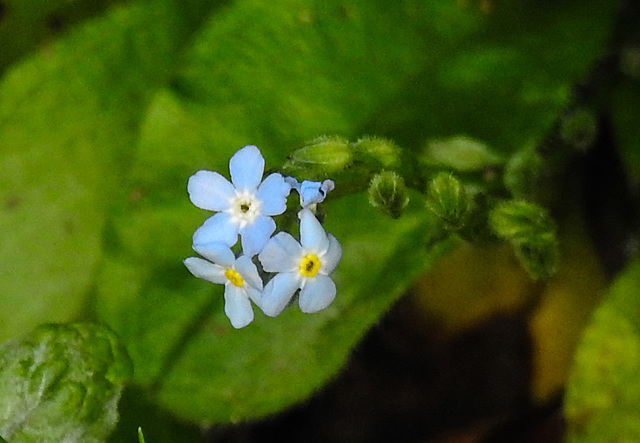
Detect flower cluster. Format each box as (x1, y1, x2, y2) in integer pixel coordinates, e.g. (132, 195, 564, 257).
(184, 145, 342, 328)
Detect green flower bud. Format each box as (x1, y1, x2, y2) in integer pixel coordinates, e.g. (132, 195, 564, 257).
(620, 46, 640, 80)
(422, 136, 504, 171)
(368, 171, 409, 218)
(503, 146, 542, 199)
(514, 238, 559, 280)
(353, 136, 400, 168)
(425, 172, 469, 229)
(0, 323, 132, 443)
(489, 200, 558, 280)
(489, 200, 555, 243)
(283, 135, 353, 178)
(559, 108, 597, 151)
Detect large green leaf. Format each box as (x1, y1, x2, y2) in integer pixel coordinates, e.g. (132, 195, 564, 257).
(565, 258, 640, 442)
(0, 0, 219, 342)
(0, 322, 131, 442)
(364, 0, 617, 153)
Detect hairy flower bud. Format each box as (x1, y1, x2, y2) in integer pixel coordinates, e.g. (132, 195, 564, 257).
(504, 146, 543, 199)
(425, 172, 469, 229)
(353, 136, 400, 168)
(368, 171, 409, 219)
(283, 136, 353, 178)
(422, 136, 504, 171)
(560, 108, 597, 151)
(489, 200, 558, 279)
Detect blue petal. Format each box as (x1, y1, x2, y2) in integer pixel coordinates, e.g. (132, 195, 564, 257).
(230, 145, 264, 191)
(235, 255, 264, 291)
(298, 275, 336, 313)
(299, 209, 330, 253)
(260, 272, 300, 317)
(187, 170, 235, 211)
(239, 215, 276, 257)
(256, 173, 290, 215)
(183, 257, 226, 284)
(258, 232, 300, 273)
(224, 285, 254, 328)
(320, 234, 342, 275)
(284, 176, 301, 191)
(193, 242, 235, 268)
(192, 212, 239, 248)
(300, 181, 322, 207)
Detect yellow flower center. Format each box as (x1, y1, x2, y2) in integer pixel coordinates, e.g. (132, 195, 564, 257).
(299, 254, 321, 278)
(224, 268, 244, 287)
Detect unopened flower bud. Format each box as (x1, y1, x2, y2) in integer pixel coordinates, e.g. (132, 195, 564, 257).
(620, 46, 640, 80)
(489, 200, 558, 280)
(368, 171, 409, 219)
(489, 200, 555, 244)
(425, 172, 469, 229)
(514, 239, 559, 280)
(559, 108, 597, 151)
(353, 136, 400, 168)
(422, 136, 504, 171)
(283, 136, 353, 178)
(504, 146, 542, 199)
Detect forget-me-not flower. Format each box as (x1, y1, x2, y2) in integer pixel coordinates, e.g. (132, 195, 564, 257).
(258, 208, 342, 316)
(184, 243, 263, 328)
(188, 145, 291, 256)
(286, 178, 335, 208)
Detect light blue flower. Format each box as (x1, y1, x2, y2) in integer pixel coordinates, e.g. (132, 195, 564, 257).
(258, 208, 342, 316)
(188, 145, 291, 256)
(286, 177, 335, 208)
(184, 243, 263, 328)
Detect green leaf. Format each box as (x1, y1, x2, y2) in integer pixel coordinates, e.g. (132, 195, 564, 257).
(0, 0, 220, 342)
(565, 258, 640, 442)
(0, 322, 131, 443)
(364, 0, 617, 153)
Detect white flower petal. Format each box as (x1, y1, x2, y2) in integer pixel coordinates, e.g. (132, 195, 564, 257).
(234, 255, 264, 290)
(245, 286, 263, 306)
(224, 285, 254, 328)
(183, 257, 226, 284)
(298, 275, 336, 313)
(258, 232, 301, 273)
(320, 234, 342, 275)
(193, 242, 235, 268)
(260, 272, 300, 317)
(256, 173, 290, 215)
(230, 145, 264, 191)
(187, 170, 235, 211)
(192, 212, 238, 247)
(299, 208, 330, 253)
(240, 215, 276, 257)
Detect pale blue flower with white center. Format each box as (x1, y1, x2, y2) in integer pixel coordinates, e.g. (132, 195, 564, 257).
(258, 208, 342, 316)
(285, 177, 335, 208)
(184, 243, 263, 328)
(188, 145, 291, 257)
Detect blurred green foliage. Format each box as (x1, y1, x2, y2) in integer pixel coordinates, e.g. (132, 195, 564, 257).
(1, 0, 637, 441)
(565, 259, 640, 442)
